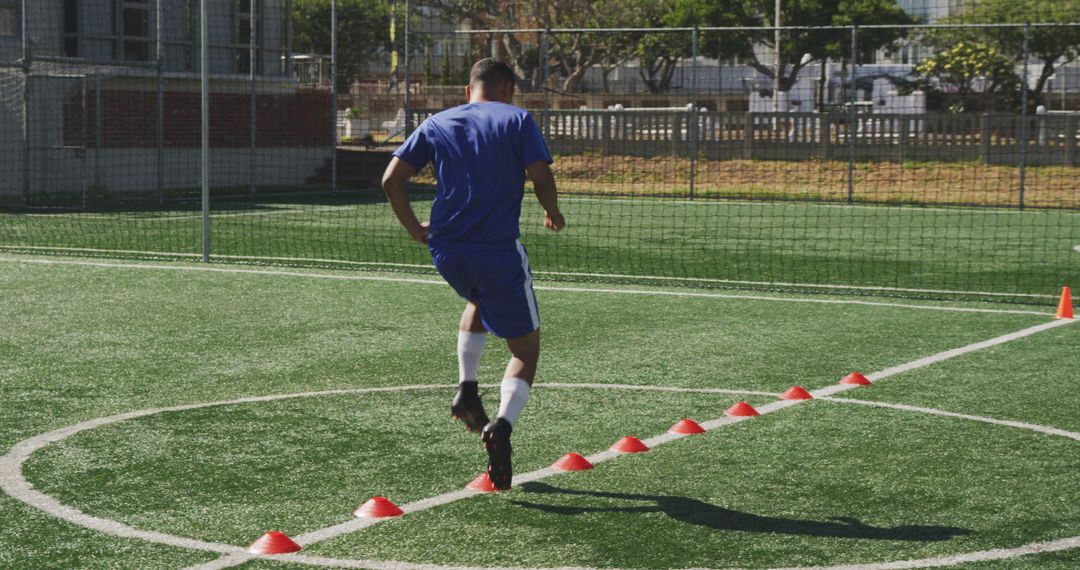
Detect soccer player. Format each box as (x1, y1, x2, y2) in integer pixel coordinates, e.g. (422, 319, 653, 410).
(381, 58, 565, 490)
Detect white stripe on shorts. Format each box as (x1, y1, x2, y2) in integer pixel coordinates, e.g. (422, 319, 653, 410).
(515, 239, 541, 330)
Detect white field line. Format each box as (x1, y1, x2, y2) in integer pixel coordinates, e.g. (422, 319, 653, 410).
(0, 256, 1054, 317)
(559, 195, 1080, 217)
(532, 270, 1057, 299)
(818, 397, 1080, 443)
(0, 383, 776, 566)
(0, 246, 1061, 300)
(154, 205, 355, 221)
(190, 534, 1080, 570)
(16, 204, 353, 221)
(12, 195, 1076, 219)
(187, 317, 1078, 570)
(0, 246, 432, 269)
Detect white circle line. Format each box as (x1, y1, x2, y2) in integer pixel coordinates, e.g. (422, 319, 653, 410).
(0, 383, 774, 561)
(3, 382, 1078, 570)
(265, 396, 1080, 570)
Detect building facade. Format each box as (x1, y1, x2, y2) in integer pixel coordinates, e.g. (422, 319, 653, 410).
(1, 0, 333, 207)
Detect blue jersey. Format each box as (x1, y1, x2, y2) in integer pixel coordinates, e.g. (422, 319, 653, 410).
(392, 102, 553, 247)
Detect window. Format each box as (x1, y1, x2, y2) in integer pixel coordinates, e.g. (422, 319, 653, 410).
(63, 0, 78, 56)
(0, 2, 17, 39)
(174, 0, 196, 71)
(114, 0, 150, 61)
(236, 0, 263, 74)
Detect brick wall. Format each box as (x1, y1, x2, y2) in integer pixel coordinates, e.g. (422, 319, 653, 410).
(65, 89, 332, 148)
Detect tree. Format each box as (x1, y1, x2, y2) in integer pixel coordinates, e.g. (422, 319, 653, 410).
(532, 0, 654, 93)
(930, 0, 1080, 105)
(691, 0, 914, 97)
(419, 0, 654, 93)
(415, 0, 531, 78)
(633, 0, 755, 94)
(440, 42, 452, 83)
(914, 41, 1021, 113)
(292, 0, 393, 87)
(422, 46, 433, 87)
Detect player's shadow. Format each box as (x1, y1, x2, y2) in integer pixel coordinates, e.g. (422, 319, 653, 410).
(514, 482, 972, 541)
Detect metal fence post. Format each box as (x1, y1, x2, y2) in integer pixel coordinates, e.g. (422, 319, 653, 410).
(669, 113, 679, 157)
(285, 0, 293, 76)
(95, 76, 102, 186)
(80, 79, 88, 209)
(1018, 22, 1030, 210)
(847, 25, 857, 205)
(743, 112, 753, 159)
(330, 0, 338, 195)
(200, 0, 210, 262)
(403, 0, 412, 135)
(979, 113, 990, 165)
(540, 30, 549, 139)
(1066, 113, 1078, 166)
(249, 0, 257, 196)
(600, 112, 610, 155)
(898, 115, 908, 163)
(156, 0, 165, 204)
(20, 0, 29, 207)
(688, 26, 698, 200)
(819, 113, 831, 160)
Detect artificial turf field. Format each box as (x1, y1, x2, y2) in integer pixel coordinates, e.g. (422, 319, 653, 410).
(1, 254, 1078, 569)
(3, 188, 1078, 299)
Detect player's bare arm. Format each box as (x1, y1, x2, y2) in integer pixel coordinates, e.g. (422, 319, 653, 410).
(381, 157, 429, 244)
(526, 160, 565, 232)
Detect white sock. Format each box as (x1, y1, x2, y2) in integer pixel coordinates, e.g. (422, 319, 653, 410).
(497, 377, 531, 426)
(457, 331, 487, 383)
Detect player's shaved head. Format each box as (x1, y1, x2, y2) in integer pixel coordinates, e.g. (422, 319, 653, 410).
(469, 58, 516, 93)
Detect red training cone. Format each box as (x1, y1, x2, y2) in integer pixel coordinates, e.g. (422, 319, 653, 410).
(725, 402, 761, 417)
(552, 453, 594, 471)
(610, 436, 650, 453)
(668, 418, 706, 434)
(840, 372, 872, 386)
(1057, 286, 1074, 319)
(354, 496, 404, 518)
(781, 386, 814, 400)
(247, 531, 302, 555)
(466, 472, 499, 492)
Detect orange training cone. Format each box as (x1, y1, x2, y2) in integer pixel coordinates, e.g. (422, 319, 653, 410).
(552, 453, 594, 471)
(1057, 287, 1074, 319)
(247, 531, 302, 555)
(354, 496, 404, 518)
(781, 386, 814, 400)
(668, 419, 706, 434)
(466, 472, 499, 492)
(725, 402, 761, 417)
(840, 372, 872, 386)
(610, 436, 650, 453)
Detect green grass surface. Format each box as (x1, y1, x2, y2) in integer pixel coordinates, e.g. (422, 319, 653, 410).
(2, 189, 1077, 301)
(1, 255, 1078, 569)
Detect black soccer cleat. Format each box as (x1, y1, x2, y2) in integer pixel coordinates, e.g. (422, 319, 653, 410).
(482, 418, 513, 491)
(451, 383, 490, 434)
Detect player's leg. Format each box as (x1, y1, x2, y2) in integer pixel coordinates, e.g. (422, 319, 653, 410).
(478, 242, 542, 490)
(451, 301, 490, 433)
(431, 246, 491, 433)
(498, 327, 538, 415)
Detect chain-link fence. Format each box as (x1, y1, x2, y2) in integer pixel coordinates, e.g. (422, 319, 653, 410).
(1, 2, 1077, 302)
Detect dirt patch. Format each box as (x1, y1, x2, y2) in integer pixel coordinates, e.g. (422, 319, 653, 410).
(415, 155, 1080, 209)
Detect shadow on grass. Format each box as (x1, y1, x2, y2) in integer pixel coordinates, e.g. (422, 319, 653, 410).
(515, 482, 973, 541)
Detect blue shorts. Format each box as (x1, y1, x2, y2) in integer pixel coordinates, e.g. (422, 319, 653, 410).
(430, 239, 540, 339)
